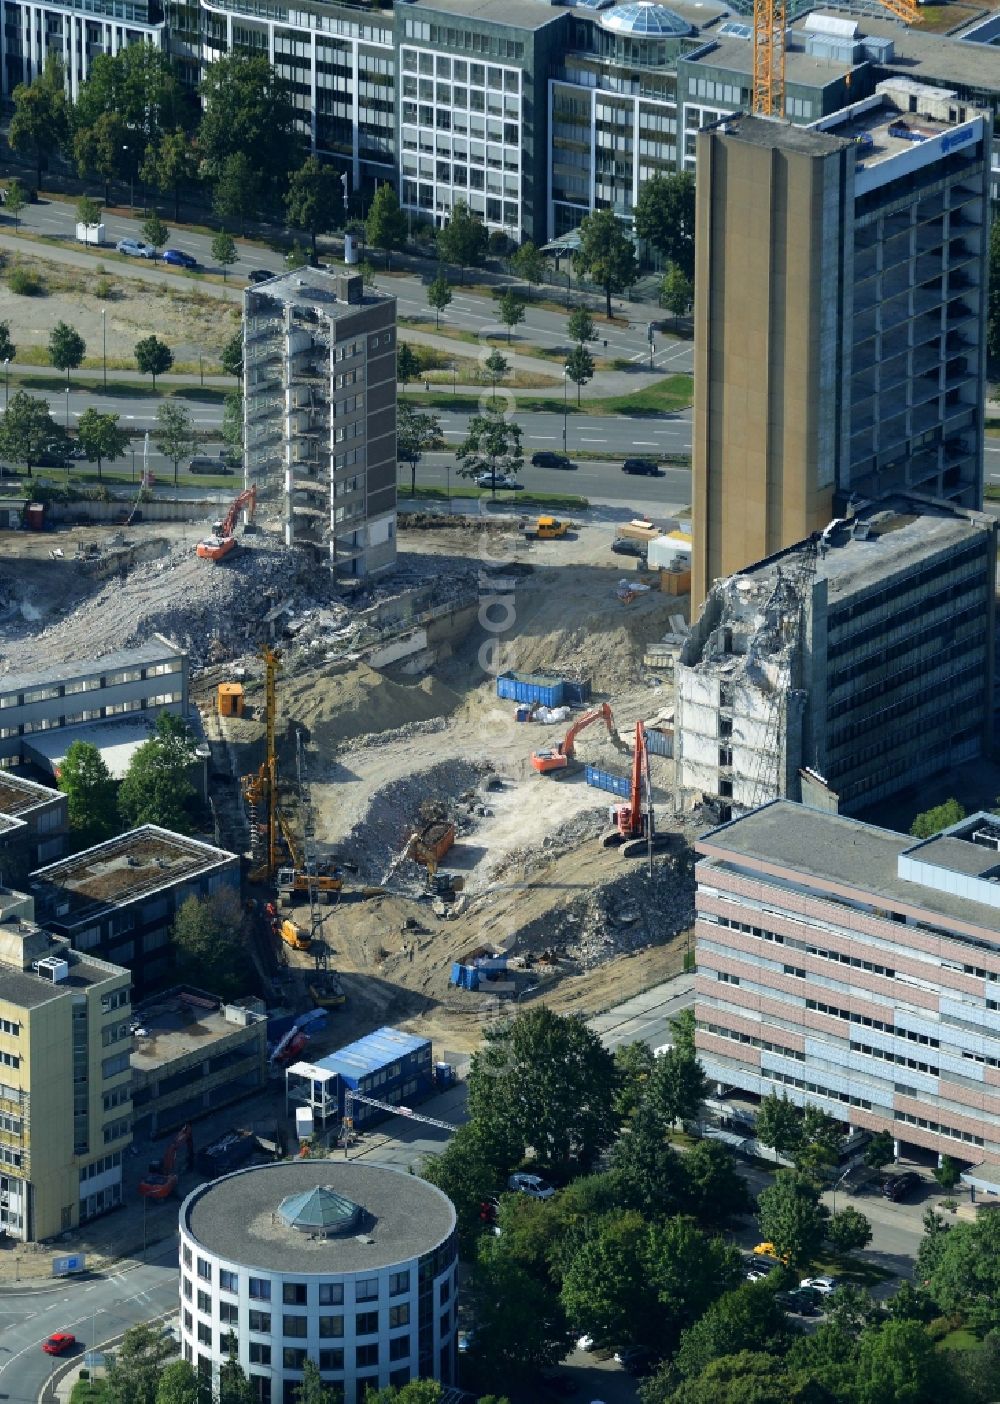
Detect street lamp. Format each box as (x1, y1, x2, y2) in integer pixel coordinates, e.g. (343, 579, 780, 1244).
(101, 307, 107, 390)
(3, 359, 8, 410)
(562, 367, 569, 452)
(121, 145, 134, 213)
(131, 444, 136, 483)
(451, 362, 457, 400)
(65, 379, 70, 430)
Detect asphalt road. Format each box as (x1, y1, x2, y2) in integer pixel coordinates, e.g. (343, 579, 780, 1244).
(0, 1244, 179, 1403)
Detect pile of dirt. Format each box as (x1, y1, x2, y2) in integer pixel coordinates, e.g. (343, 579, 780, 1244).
(281, 664, 461, 751)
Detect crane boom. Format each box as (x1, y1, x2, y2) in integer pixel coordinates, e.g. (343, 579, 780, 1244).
(531, 702, 626, 775)
(196, 485, 257, 561)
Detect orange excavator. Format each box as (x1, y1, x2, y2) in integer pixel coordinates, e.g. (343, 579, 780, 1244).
(531, 702, 625, 776)
(139, 1123, 194, 1199)
(196, 485, 257, 561)
(602, 720, 677, 858)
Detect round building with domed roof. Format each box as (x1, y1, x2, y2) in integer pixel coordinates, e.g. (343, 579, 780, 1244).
(178, 1161, 458, 1404)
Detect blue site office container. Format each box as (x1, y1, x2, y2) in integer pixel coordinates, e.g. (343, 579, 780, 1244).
(585, 764, 631, 798)
(314, 1026, 433, 1126)
(496, 671, 565, 708)
(645, 727, 673, 758)
(562, 678, 592, 706)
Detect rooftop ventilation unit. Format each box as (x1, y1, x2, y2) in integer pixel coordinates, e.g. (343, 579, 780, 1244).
(33, 956, 69, 984)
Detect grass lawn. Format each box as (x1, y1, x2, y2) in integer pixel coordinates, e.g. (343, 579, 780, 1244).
(399, 373, 693, 417)
(913, 1, 980, 31)
(70, 1381, 110, 1403)
(811, 1254, 894, 1287)
(400, 484, 588, 510)
(12, 373, 228, 402)
(937, 1327, 981, 1352)
(3, 462, 235, 493)
(986, 420, 1000, 437)
(986, 485, 1000, 501)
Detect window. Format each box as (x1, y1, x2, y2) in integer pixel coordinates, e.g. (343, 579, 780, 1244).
(183, 1245, 192, 1268)
(0, 1051, 20, 1070)
(249, 1278, 271, 1302)
(283, 1282, 307, 1306)
(220, 1302, 239, 1327)
(356, 1311, 379, 1336)
(0, 1019, 20, 1038)
(102, 1085, 130, 1112)
(389, 1304, 410, 1328)
(356, 1343, 379, 1368)
(356, 1277, 378, 1302)
(389, 1270, 410, 1296)
(282, 1348, 307, 1371)
(197, 1323, 212, 1347)
(389, 1335, 410, 1361)
(197, 1258, 211, 1282)
(249, 1310, 271, 1334)
(318, 1348, 345, 1370)
(101, 988, 130, 1013)
(182, 1277, 192, 1301)
(101, 1051, 129, 1079)
(283, 1315, 308, 1338)
(197, 1290, 211, 1314)
(319, 1316, 344, 1338)
(220, 1269, 238, 1294)
(249, 1343, 271, 1366)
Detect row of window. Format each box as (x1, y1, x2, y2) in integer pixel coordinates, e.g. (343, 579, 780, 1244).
(0, 1052, 19, 1070)
(805, 997, 940, 1048)
(186, 1290, 410, 1337)
(100, 988, 130, 1013)
(0, 662, 179, 708)
(79, 1150, 122, 1183)
(698, 1020, 805, 1063)
(0, 1019, 19, 1039)
(895, 1109, 985, 1148)
(763, 1065, 874, 1111)
(850, 1041, 938, 1078)
(184, 1251, 411, 1303)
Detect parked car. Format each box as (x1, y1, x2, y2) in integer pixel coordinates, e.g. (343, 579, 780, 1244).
(162, 248, 199, 269)
(37, 440, 71, 468)
(799, 1275, 838, 1296)
(531, 451, 575, 469)
(752, 1241, 789, 1265)
(611, 538, 646, 558)
(66, 444, 87, 461)
(115, 238, 155, 259)
(42, 1333, 77, 1356)
(614, 1346, 655, 1376)
(621, 457, 660, 476)
(777, 1290, 819, 1317)
(190, 454, 235, 475)
(508, 1172, 555, 1200)
(882, 1171, 921, 1202)
(476, 472, 523, 490)
(745, 1264, 771, 1282)
(248, 268, 274, 284)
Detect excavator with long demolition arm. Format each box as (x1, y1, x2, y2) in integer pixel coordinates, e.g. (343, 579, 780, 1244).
(602, 720, 678, 859)
(196, 485, 257, 562)
(531, 702, 627, 775)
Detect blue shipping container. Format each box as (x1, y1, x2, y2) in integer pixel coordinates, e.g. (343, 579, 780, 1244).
(646, 726, 674, 758)
(496, 671, 565, 708)
(562, 678, 592, 705)
(585, 764, 631, 798)
(314, 1026, 433, 1126)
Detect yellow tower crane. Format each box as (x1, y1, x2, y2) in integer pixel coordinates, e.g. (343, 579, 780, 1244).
(243, 645, 283, 884)
(753, 0, 920, 117)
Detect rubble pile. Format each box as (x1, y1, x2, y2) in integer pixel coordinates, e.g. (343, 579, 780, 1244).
(503, 845, 696, 969)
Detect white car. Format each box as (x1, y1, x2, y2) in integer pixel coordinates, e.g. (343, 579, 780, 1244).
(576, 1334, 594, 1352)
(116, 238, 155, 259)
(475, 472, 522, 490)
(799, 1275, 838, 1295)
(508, 1172, 555, 1200)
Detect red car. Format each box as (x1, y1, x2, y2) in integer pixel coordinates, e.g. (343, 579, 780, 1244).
(41, 1332, 76, 1356)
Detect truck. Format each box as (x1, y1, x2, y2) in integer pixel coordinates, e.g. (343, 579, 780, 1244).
(522, 516, 568, 540)
(75, 221, 105, 246)
(280, 918, 311, 952)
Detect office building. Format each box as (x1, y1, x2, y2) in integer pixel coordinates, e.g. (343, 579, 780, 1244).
(0, 888, 132, 1240)
(695, 801, 1000, 1169)
(675, 496, 996, 819)
(691, 79, 991, 603)
(179, 1160, 458, 1403)
(244, 270, 397, 578)
(0, 0, 165, 100)
(0, 772, 66, 882)
(30, 825, 239, 994)
(130, 987, 267, 1139)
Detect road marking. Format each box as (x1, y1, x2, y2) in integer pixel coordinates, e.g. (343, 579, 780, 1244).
(579, 437, 607, 443)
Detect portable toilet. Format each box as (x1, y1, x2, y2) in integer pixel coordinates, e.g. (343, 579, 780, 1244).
(217, 682, 245, 717)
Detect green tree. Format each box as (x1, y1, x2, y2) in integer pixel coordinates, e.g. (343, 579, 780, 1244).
(456, 402, 523, 500)
(826, 1206, 873, 1254)
(660, 261, 693, 326)
(561, 1209, 655, 1350)
(222, 390, 244, 468)
(933, 1154, 961, 1191)
(491, 1172, 619, 1289)
(681, 1140, 754, 1231)
(427, 268, 453, 329)
(48, 321, 86, 389)
(436, 200, 488, 282)
(634, 171, 696, 278)
(4, 180, 26, 230)
(366, 182, 408, 270)
(610, 1120, 688, 1220)
(0, 390, 60, 475)
(613, 1040, 656, 1122)
(73, 111, 127, 207)
(76, 195, 103, 228)
(566, 305, 595, 346)
(285, 155, 343, 263)
(0, 321, 16, 365)
(105, 1322, 175, 1404)
(213, 151, 261, 235)
(644, 1042, 708, 1129)
(480, 349, 510, 400)
(396, 342, 420, 386)
(794, 1105, 843, 1177)
(855, 1319, 958, 1404)
(648, 1351, 812, 1404)
(988, 218, 1000, 369)
(573, 207, 638, 319)
(422, 1120, 520, 1253)
(755, 1090, 802, 1163)
(786, 1318, 859, 1401)
(141, 129, 200, 223)
(646, 1216, 744, 1355)
(218, 1329, 253, 1404)
(135, 335, 174, 389)
(212, 230, 238, 282)
(172, 889, 254, 1001)
(221, 328, 244, 379)
(74, 45, 186, 174)
(397, 401, 442, 496)
(153, 401, 196, 487)
(824, 1282, 881, 1336)
(919, 1209, 1000, 1324)
(471, 1237, 570, 1386)
(496, 290, 525, 343)
(58, 740, 118, 846)
(285, 241, 307, 271)
(511, 240, 546, 300)
(155, 1361, 200, 1404)
(675, 1281, 791, 1380)
(757, 1170, 830, 1267)
(9, 56, 68, 189)
(140, 213, 169, 259)
(468, 1006, 615, 1171)
(199, 52, 300, 207)
(119, 710, 197, 831)
(77, 407, 129, 481)
(910, 797, 965, 838)
(670, 1007, 697, 1058)
(295, 1358, 337, 1404)
(565, 343, 594, 405)
(864, 1130, 895, 1171)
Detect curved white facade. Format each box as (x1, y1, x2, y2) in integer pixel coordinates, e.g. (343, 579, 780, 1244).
(178, 1161, 458, 1404)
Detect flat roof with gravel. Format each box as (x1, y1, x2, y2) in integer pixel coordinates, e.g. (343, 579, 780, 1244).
(0, 773, 63, 817)
(182, 1162, 456, 1273)
(0, 637, 183, 697)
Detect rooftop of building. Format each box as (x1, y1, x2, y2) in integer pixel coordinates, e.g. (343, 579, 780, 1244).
(0, 773, 63, 818)
(697, 800, 1000, 936)
(404, 0, 567, 31)
(600, 2, 693, 36)
(24, 717, 172, 783)
(814, 80, 975, 168)
(0, 636, 183, 699)
(700, 110, 848, 155)
(681, 30, 866, 87)
(315, 1026, 430, 1082)
(182, 1161, 456, 1273)
(30, 825, 237, 917)
(131, 987, 264, 1073)
(812, 8, 1000, 93)
(0, 918, 126, 1009)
